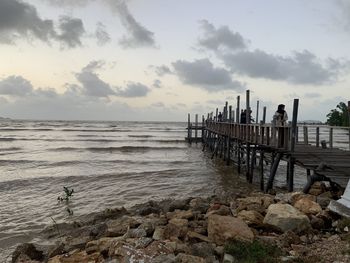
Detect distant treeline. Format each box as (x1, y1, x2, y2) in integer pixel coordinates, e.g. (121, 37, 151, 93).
(326, 102, 349, 127)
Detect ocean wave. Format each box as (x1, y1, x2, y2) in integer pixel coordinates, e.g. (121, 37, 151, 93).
(0, 147, 21, 152)
(48, 146, 186, 153)
(0, 128, 53, 131)
(61, 129, 132, 132)
(128, 135, 154, 138)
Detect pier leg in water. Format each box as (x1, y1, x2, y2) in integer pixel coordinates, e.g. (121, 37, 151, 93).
(266, 153, 283, 192)
(259, 151, 264, 191)
(249, 148, 256, 183)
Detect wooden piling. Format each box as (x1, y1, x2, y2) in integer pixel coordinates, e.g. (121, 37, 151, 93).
(329, 127, 333, 148)
(236, 96, 240, 124)
(288, 99, 299, 192)
(316, 127, 320, 147)
(187, 113, 191, 144)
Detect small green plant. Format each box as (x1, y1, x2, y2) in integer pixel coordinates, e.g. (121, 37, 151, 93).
(57, 186, 74, 202)
(224, 239, 283, 263)
(57, 186, 74, 216)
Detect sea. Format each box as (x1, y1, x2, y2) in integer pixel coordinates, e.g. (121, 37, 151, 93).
(0, 119, 349, 259)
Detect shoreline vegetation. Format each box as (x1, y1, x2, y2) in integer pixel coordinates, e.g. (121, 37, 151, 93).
(10, 182, 350, 263)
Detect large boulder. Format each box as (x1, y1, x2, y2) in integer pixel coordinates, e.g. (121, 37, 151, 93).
(207, 215, 254, 245)
(237, 210, 264, 227)
(263, 204, 311, 233)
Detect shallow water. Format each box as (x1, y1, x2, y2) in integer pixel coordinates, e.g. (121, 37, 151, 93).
(1, 120, 348, 258)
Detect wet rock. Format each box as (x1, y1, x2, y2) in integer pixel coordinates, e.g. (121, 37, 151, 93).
(294, 197, 322, 215)
(160, 199, 190, 213)
(64, 235, 91, 251)
(12, 243, 44, 263)
(135, 200, 162, 215)
(237, 210, 264, 227)
(207, 215, 254, 245)
(105, 215, 140, 237)
(189, 198, 210, 213)
(263, 204, 311, 233)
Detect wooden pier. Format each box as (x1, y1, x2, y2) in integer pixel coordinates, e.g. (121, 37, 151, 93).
(186, 90, 350, 192)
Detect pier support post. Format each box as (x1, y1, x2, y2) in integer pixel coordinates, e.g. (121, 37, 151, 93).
(288, 99, 299, 192)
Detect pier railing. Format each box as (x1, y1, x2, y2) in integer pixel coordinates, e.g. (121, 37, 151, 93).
(206, 121, 291, 151)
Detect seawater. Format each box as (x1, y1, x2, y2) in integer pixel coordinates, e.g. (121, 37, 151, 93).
(0, 120, 255, 258)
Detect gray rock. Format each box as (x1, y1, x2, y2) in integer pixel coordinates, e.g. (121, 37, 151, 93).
(12, 243, 44, 263)
(263, 204, 311, 233)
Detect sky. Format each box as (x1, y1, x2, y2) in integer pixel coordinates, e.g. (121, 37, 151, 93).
(0, 0, 349, 122)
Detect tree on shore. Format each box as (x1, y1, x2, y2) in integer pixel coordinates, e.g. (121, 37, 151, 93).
(326, 102, 349, 126)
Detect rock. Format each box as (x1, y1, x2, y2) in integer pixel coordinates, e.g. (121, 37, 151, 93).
(207, 215, 254, 245)
(143, 240, 174, 257)
(294, 197, 322, 215)
(237, 210, 264, 227)
(89, 223, 107, 238)
(153, 226, 165, 240)
(167, 210, 195, 220)
(12, 243, 44, 263)
(138, 221, 156, 237)
(48, 250, 101, 263)
(164, 219, 189, 239)
(308, 182, 326, 196)
(64, 235, 91, 251)
(236, 196, 266, 214)
(223, 253, 235, 263)
(310, 215, 325, 230)
(175, 253, 206, 263)
(124, 228, 147, 238)
(135, 237, 153, 249)
(316, 191, 333, 209)
(263, 204, 311, 233)
(153, 254, 176, 263)
(85, 237, 123, 254)
(187, 231, 210, 243)
(190, 242, 215, 261)
(105, 216, 140, 237)
(206, 205, 231, 217)
(275, 192, 310, 205)
(189, 198, 210, 213)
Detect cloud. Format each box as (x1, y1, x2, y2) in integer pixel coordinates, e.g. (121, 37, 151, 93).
(116, 82, 150, 97)
(112, 0, 156, 48)
(56, 16, 85, 48)
(305, 92, 322, 98)
(75, 61, 116, 97)
(172, 58, 245, 92)
(198, 20, 247, 51)
(95, 22, 111, 46)
(0, 0, 86, 48)
(222, 49, 348, 85)
(151, 102, 165, 107)
(0, 75, 33, 95)
(153, 65, 172, 76)
(153, 79, 162, 88)
(0, 0, 55, 44)
(336, 0, 350, 31)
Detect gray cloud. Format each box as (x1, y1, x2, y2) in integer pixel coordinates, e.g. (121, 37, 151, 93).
(154, 65, 172, 76)
(112, 0, 156, 48)
(198, 20, 247, 51)
(153, 79, 162, 89)
(336, 0, 350, 31)
(0, 0, 55, 44)
(222, 49, 348, 85)
(56, 16, 85, 48)
(305, 92, 322, 98)
(0, 0, 86, 48)
(75, 62, 116, 97)
(172, 58, 244, 92)
(0, 75, 33, 95)
(116, 82, 150, 97)
(95, 22, 111, 46)
(151, 102, 165, 108)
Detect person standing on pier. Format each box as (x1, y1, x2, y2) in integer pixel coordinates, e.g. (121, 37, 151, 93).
(273, 104, 288, 126)
(272, 104, 288, 147)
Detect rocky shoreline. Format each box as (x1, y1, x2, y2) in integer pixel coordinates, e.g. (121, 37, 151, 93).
(11, 182, 350, 263)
